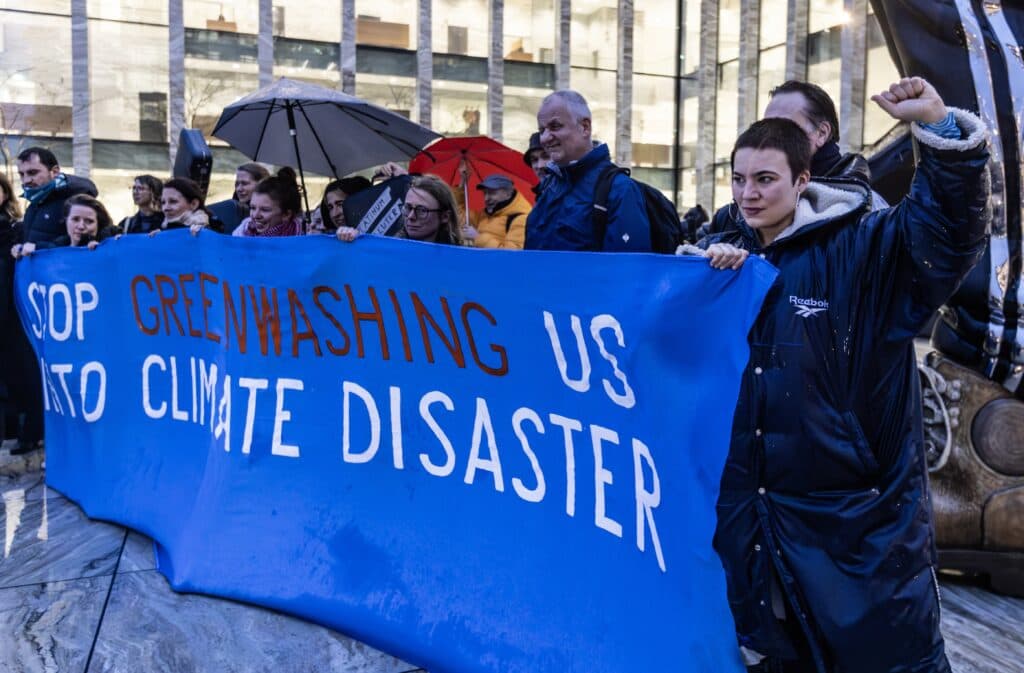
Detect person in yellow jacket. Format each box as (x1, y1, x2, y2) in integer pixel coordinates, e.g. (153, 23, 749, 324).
(473, 174, 531, 250)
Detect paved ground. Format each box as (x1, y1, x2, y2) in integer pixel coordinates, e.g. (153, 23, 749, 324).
(1, 443, 1021, 673)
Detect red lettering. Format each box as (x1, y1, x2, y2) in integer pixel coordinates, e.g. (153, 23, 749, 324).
(461, 302, 508, 376)
(178, 273, 202, 338)
(223, 281, 248, 354)
(312, 286, 351, 356)
(388, 289, 413, 362)
(199, 272, 221, 343)
(248, 286, 283, 356)
(131, 275, 159, 336)
(411, 292, 465, 368)
(154, 274, 185, 337)
(345, 285, 389, 360)
(287, 289, 322, 357)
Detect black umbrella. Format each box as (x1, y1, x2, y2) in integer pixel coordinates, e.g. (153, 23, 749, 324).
(212, 78, 442, 222)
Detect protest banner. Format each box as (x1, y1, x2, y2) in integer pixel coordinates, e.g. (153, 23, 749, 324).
(343, 175, 411, 236)
(14, 231, 775, 672)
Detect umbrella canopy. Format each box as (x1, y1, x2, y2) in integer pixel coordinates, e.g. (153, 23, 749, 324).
(212, 78, 442, 179)
(408, 136, 539, 213)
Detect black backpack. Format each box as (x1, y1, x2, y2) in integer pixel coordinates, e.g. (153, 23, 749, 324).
(593, 166, 686, 253)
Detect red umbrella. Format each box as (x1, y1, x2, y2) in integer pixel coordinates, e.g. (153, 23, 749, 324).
(410, 136, 539, 219)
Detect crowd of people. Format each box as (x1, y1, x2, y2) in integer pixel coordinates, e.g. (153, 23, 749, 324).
(0, 74, 993, 673)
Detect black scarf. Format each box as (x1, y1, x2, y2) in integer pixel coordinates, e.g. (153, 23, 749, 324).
(810, 141, 843, 178)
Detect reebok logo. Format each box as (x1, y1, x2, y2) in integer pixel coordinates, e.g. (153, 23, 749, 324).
(790, 295, 829, 318)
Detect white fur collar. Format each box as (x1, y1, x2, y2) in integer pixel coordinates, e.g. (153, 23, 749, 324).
(772, 181, 867, 243)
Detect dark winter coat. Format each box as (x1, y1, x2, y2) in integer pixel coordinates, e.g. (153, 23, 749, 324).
(525, 143, 651, 252)
(208, 199, 247, 233)
(21, 174, 98, 245)
(703, 109, 989, 672)
(119, 210, 163, 234)
(0, 212, 20, 338)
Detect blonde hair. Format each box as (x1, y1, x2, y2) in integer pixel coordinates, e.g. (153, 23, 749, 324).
(407, 174, 464, 246)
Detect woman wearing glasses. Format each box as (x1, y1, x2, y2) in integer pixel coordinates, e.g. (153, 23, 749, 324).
(119, 175, 163, 234)
(336, 174, 464, 246)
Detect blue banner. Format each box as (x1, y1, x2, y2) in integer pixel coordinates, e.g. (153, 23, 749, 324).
(14, 231, 775, 673)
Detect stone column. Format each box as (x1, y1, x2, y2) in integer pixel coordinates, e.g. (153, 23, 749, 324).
(839, 0, 867, 153)
(737, 0, 761, 131)
(169, 0, 185, 167)
(556, 0, 571, 89)
(616, 0, 634, 164)
(259, 0, 273, 88)
(489, 0, 504, 140)
(695, 0, 719, 210)
(417, 0, 432, 128)
(71, 0, 90, 177)
(785, 0, 808, 81)
(341, 0, 356, 94)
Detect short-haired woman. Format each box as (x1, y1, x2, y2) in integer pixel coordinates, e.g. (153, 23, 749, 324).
(699, 78, 988, 673)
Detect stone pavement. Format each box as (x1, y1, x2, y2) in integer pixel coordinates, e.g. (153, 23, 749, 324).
(1, 444, 1021, 673)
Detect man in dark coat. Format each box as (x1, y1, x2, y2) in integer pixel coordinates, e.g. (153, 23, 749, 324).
(7, 147, 97, 454)
(14, 147, 98, 248)
(704, 81, 886, 240)
(701, 78, 988, 672)
(525, 90, 651, 252)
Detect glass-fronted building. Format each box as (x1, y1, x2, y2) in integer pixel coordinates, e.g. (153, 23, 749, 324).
(0, 0, 899, 221)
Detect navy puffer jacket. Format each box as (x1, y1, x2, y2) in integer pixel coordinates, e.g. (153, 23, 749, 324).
(704, 108, 989, 672)
(525, 143, 651, 252)
(22, 174, 98, 245)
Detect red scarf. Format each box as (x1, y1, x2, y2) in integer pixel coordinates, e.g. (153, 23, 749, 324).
(243, 215, 303, 237)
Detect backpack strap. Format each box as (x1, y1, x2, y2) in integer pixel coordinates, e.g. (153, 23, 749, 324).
(505, 212, 521, 233)
(592, 165, 630, 247)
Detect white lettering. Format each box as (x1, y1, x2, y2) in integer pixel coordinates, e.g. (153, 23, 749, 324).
(79, 362, 106, 422)
(272, 378, 303, 458)
(548, 413, 581, 517)
(543, 312, 591, 393)
(47, 284, 73, 342)
(142, 354, 166, 419)
(215, 374, 232, 452)
(50, 363, 75, 417)
(73, 282, 98, 340)
(632, 438, 665, 572)
(590, 314, 636, 409)
(199, 360, 218, 428)
(390, 386, 404, 469)
(238, 377, 268, 455)
(591, 424, 623, 538)
(418, 391, 456, 477)
(464, 397, 504, 491)
(511, 407, 546, 503)
(342, 381, 380, 464)
(26, 282, 44, 340)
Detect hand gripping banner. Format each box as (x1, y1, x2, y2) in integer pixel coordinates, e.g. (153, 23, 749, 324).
(14, 232, 776, 673)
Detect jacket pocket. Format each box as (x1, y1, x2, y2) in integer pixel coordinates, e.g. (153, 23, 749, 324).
(841, 410, 880, 476)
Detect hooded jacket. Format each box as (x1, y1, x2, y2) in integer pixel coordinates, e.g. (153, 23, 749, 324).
(474, 190, 532, 250)
(21, 174, 98, 245)
(525, 143, 651, 252)
(702, 109, 989, 672)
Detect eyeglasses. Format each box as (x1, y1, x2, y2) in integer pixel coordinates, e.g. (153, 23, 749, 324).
(402, 203, 443, 219)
